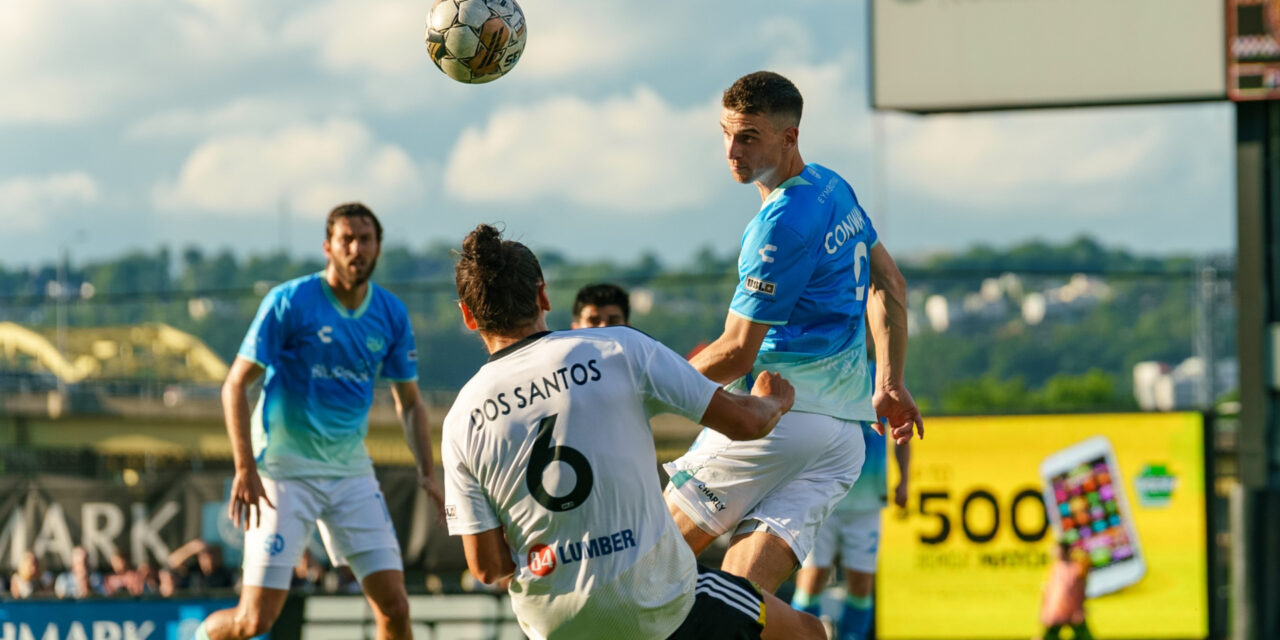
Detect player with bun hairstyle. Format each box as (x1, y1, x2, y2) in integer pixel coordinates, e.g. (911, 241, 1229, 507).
(442, 224, 826, 639)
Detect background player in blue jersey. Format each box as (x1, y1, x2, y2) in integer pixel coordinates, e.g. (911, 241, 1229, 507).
(791, 424, 911, 640)
(664, 71, 924, 594)
(196, 203, 441, 640)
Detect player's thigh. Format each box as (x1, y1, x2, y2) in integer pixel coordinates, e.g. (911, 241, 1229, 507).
(735, 417, 865, 564)
(721, 531, 801, 594)
(316, 475, 403, 581)
(233, 585, 290, 626)
(242, 477, 323, 589)
(664, 413, 861, 540)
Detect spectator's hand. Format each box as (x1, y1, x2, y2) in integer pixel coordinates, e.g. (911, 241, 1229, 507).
(873, 383, 924, 445)
(228, 465, 274, 530)
(419, 472, 447, 525)
(894, 481, 909, 509)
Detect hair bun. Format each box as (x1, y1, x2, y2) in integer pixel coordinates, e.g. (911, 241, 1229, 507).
(463, 224, 507, 275)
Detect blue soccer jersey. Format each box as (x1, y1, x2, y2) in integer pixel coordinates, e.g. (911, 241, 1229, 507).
(238, 273, 418, 479)
(728, 163, 878, 421)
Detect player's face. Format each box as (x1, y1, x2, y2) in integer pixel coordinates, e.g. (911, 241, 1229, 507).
(571, 304, 627, 329)
(324, 216, 380, 287)
(721, 108, 794, 185)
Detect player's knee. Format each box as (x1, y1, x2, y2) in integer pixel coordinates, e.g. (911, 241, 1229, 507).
(233, 609, 277, 638)
(372, 591, 411, 623)
(795, 610, 827, 639)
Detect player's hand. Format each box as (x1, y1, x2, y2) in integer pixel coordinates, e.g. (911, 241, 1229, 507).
(228, 466, 274, 531)
(750, 370, 795, 413)
(419, 472, 447, 525)
(873, 383, 924, 445)
(894, 481, 909, 509)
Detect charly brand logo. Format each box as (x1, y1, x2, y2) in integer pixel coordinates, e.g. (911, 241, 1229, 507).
(318, 326, 334, 344)
(366, 333, 385, 352)
(1134, 464, 1177, 507)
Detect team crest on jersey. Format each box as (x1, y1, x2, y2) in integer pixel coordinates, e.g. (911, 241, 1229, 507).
(744, 276, 776, 296)
(366, 333, 386, 352)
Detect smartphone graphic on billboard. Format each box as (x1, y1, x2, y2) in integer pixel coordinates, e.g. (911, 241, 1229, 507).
(1039, 436, 1146, 597)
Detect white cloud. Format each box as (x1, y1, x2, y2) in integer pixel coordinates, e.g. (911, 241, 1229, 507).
(883, 108, 1176, 213)
(154, 119, 424, 217)
(444, 87, 723, 212)
(0, 172, 101, 231)
(126, 98, 307, 140)
(283, 0, 427, 76)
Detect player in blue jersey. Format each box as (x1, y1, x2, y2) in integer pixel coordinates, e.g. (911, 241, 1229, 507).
(664, 71, 923, 594)
(196, 203, 441, 640)
(791, 424, 910, 640)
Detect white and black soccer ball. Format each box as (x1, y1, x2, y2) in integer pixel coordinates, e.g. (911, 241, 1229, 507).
(425, 0, 527, 84)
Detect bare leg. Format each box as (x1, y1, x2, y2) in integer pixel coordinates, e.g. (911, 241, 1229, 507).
(202, 586, 289, 640)
(845, 569, 874, 598)
(793, 566, 832, 599)
(361, 569, 412, 640)
(720, 530, 798, 594)
(761, 588, 827, 640)
(666, 498, 719, 556)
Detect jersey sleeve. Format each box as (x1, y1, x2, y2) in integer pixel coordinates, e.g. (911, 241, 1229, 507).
(442, 424, 501, 536)
(382, 309, 419, 382)
(626, 331, 719, 423)
(729, 220, 815, 326)
(237, 287, 290, 368)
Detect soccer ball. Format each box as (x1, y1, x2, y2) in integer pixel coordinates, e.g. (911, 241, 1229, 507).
(425, 0, 527, 84)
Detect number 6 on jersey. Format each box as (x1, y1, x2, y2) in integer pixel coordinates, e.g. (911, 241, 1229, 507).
(525, 414, 594, 512)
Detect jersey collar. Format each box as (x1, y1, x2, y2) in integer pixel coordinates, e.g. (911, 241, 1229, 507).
(763, 166, 816, 207)
(487, 331, 552, 362)
(319, 272, 373, 319)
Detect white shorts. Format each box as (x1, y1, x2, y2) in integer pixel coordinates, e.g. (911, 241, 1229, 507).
(801, 508, 881, 573)
(242, 474, 403, 589)
(663, 412, 865, 563)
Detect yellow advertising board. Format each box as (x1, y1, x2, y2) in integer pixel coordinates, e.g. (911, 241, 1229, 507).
(878, 413, 1207, 639)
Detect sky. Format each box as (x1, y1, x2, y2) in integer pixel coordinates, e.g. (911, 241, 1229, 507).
(0, 0, 1236, 270)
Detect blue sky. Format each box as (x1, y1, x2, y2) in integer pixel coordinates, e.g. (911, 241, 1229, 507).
(0, 0, 1235, 270)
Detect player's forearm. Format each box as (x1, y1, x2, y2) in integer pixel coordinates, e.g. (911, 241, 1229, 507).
(689, 336, 754, 384)
(220, 382, 257, 471)
(398, 398, 436, 478)
(868, 269, 908, 389)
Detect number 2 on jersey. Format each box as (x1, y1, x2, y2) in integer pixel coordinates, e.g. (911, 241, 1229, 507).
(852, 241, 869, 301)
(525, 414, 594, 512)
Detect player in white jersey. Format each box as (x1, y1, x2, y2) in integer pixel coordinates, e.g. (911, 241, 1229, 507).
(442, 224, 826, 640)
(196, 203, 442, 640)
(664, 71, 923, 593)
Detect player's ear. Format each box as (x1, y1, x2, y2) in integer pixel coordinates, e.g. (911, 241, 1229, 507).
(537, 282, 551, 313)
(783, 126, 798, 150)
(458, 301, 479, 331)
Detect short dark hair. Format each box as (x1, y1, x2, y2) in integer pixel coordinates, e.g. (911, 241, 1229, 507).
(722, 71, 803, 128)
(455, 224, 544, 333)
(325, 202, 383, 243)
(573, 283, 630, 321)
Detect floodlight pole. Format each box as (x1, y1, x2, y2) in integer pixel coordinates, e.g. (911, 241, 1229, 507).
(1234, 100, 1280, 640)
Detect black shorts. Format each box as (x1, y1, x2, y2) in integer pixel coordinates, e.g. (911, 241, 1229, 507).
(667, 565, 766, 640)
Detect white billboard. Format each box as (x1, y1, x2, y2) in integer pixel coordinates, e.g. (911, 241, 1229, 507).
(872, 0, 1226, 112)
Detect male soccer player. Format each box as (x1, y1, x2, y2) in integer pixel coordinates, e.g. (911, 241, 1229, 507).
(570, 282, 629, 328)
(196, 203, 441, 640)
(663, 71, 923, 593)
(791, 428, 910, 640)
(443, 224, 825, 639)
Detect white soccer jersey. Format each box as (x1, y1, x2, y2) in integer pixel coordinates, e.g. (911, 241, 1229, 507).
(443, 327, 720, 640)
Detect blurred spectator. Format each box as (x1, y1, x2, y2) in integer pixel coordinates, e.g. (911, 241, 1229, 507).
(10, 551, 54, 599)
(133, 560, 160, 596)
(102, 552, 137, 596)
(157, 568, 178, 598)
(54, 546, 103, 599)
(291, 548, 327, 594)
(167, 538, 236, 593)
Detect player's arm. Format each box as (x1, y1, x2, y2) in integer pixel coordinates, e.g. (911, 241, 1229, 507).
(892, 438, 912, 508)
(461, 527, 517, 585)
(867, 242, 923, 444)
(390, 380, 445, 520)
(688, 313, 771, 384)
(699, 370, 794, 440)
(221, 356, 274, 528)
